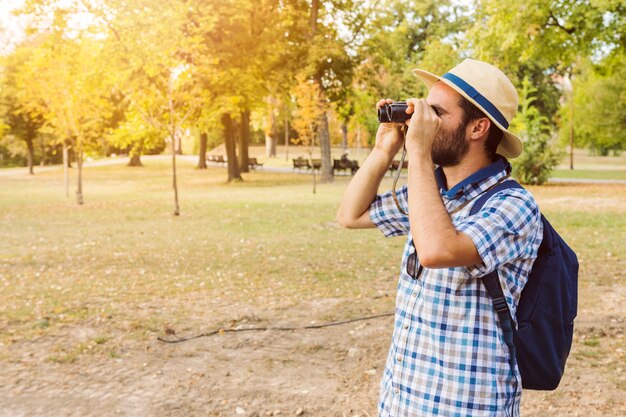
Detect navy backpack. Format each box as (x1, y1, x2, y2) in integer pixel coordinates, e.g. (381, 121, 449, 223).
(469, 179, 579, 390)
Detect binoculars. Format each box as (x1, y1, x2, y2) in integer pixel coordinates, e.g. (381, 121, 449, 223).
(377, 101, 411, 123)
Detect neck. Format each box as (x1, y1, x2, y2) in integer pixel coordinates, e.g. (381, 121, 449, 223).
(442, 153, 492, 190)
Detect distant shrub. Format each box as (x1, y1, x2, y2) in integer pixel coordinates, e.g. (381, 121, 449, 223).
(511, 78, 562, 185)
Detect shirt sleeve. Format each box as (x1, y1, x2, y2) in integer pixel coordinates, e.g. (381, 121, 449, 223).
(368, 185, 410, 237)
(456, 189, 542, 278)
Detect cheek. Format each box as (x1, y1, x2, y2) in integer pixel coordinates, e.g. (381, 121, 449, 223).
(436, 124, 454, 141)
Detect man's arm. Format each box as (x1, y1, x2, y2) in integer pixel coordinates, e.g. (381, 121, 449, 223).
(404, 99, 482, 268)
(336, 100, 404, 229)
(406, 154, 482, 268)
(336, 148, 396, 229)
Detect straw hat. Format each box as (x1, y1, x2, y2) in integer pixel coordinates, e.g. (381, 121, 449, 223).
(412, 59, 522, 159)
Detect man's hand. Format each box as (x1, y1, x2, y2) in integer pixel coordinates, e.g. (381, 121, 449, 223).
(336, 98, 407, 230)
(374, 99, 405, 160)
(405, 98, 441, 159)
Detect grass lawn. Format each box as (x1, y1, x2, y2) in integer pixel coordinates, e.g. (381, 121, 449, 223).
(0, 160, 404, 344)
(553, 146, 626, 181)
(0, 159, 625, 415)
(551, 169, 626, 181)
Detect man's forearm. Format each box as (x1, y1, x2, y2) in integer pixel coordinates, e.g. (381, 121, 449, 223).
(407, 152, 481, 268)
(336, 148, 394, 228)
(407, 153, 456, 261)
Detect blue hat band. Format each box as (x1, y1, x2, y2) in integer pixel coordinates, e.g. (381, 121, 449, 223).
(442, 72, 509, 129)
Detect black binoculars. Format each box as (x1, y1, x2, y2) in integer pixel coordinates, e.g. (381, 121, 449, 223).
(378, 101, 411, 123)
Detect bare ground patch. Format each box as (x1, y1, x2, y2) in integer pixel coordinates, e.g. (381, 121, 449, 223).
(1, 283, 625, 417)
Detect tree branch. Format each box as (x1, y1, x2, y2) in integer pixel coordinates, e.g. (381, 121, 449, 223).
(547, 10, 576, 35)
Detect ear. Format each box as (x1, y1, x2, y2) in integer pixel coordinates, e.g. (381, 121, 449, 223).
(468, 117, 491, 141)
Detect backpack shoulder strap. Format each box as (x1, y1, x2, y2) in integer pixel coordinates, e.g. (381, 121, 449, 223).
(468, 177, 524, 376)
(469, 178, 523, 216)
(484, 269, 518, 378)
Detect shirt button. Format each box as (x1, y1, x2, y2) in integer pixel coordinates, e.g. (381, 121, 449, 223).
(412, 292, 417, 297)
(397, 356, 402, 362)
(395, 387, 400, 394)
(403, 324, 409, 329)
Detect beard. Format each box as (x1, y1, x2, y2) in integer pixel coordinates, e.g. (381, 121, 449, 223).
(431, 121, 469, 167)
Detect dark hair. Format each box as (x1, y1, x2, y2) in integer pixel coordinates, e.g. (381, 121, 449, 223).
(457, 95, 503, 161)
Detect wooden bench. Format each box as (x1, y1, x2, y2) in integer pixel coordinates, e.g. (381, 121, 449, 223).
(311, 159, 322, 170)
(292, 158, 331, 172)
(207, 154, 226, 164)
(292, 157, 311, 171)
(333, 158, 359, 175)
(248, 157, 263, 169)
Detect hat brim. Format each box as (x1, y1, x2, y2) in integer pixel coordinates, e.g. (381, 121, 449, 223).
(412, 68, 522, 159)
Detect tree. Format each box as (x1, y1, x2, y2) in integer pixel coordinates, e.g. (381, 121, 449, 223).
(0, 42, 45, 174)
(107, 109, 165, 167)
(221, 113, 241, 182)
(304, 0, 367, 183)
(83, 0, 203, 212)
(558, 53, 626, 155)
(292, 73, 324, 193)
(348, 0, 467, 146)
(467, 0, 625, 165)
(12, 9, 113, 204)
(511, 78, 562, 185)
(469, 0, 624, 74)
(182, 0, 295, 178)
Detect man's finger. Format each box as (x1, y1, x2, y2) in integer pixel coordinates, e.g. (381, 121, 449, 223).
(405, 98, 417, 114)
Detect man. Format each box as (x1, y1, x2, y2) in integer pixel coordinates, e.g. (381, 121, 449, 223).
(336, 59, 543, 416)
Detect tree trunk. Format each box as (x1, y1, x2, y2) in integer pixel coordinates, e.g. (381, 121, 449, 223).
(170, 132, 180, 216)
(175, 133, 183, 155)
(222, 113, 242, 182)
(197, 132, 208, 169)
(569, 88, 574, 170)
(341, 122, 348, 151)
(26, 136, 34, 175)
(128, 140, 144, 167)
(285, 110, 290, 161)
(128, 154, 143, 167)
(310, 0, 319, 33)
(318, 111, 333, 183)
(239, 109, 250, 173)
(66, 140, 72, 168)
(309, 1, 330, 183)
(76, 145, 84, 205)
(265, 109, 277, 158)
(308, 149, 316, 195)
(39, 136, 46, 166)
(63, 140, 69, 198)
(265, 135, 277, 158)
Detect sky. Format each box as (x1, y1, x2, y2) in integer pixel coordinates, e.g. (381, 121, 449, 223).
(0, 0, 104, 55)
(0, 0, 27, 55)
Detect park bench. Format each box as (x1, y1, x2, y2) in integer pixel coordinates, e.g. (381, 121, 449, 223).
(293, 157, 311, 171)
(207, 154, 227, 165)
(333, 158, 359, 175)
(292, 157, 332, 172)
(248, 157, 263, 169)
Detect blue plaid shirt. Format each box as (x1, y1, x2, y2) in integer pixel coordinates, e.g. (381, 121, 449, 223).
(369, 158, 542, 417)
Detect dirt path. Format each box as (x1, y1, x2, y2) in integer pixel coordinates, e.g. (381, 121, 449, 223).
(1, 284, 625, 417)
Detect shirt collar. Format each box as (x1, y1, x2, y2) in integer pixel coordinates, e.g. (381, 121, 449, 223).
(435, 157, 510, 199)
